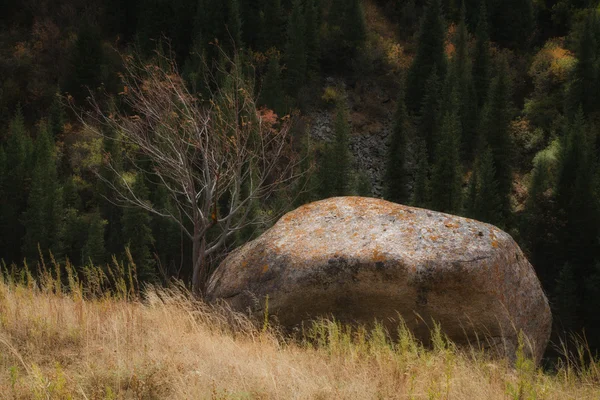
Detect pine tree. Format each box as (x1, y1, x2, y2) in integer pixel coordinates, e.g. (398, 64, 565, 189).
(305, 0, 321, 78)
(412, 139, 430, 208)
(0, 110, 32, 264)
(354, 171, 372, 197)
(329, 0, 346, 32)
(480, 56, 513, 224)
(69, 24, 104, 101)
(137, 0, 168, 52)
(489, 0, 534, 50)
(385, 86, 410, 204)
(398, 0, 418, 39)
(472, 0, 491, 111)
(0, 146, 5, 193)
(151, 186, 182, 277)
(226, 0, 243, 50)
(49, 91, 65, 137)
(343, 0, 366, 49)
(330, 100, 352, 196)
(430, 91, 463, 214)
(59, 178, 87, 266)
(418, 67, 443, 163)
(183, 36, 209, 95)
(566, 12, 600, 118)
(555, 110, 599, 270)
(97, 129, 124, 257)
(195, 0, 226, 58)
(22, 122, 63, 262)
(241, 0, 264, 49)
(522, 138, 561, 288)
(470, 143, 502, 225)
(406, 0, 447, 113)
(121, 174, 156, 283)
(453, 3, 477, 158)
(293, 131, 318, 207)
(83, 210, 107, 266)
(263, 0, 285, 50)
(260, 54, 286, 116)
(318, 100, 352, 198)
(285, 0, 307, 96)
(555, 262, 579, 331)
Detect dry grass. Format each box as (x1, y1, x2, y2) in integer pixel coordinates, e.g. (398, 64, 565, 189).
(0, 262, 599, 399)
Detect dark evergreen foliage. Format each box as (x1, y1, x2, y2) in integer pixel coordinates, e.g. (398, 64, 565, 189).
(430, 90, 463, 214)
(385, 85, 410, 204)
(479, 56, 513, 225)
(285, 0, 307, 96)
(406, 0, 447, 113)
(22, 123, 62, 262)
(121, 175, 156, 283)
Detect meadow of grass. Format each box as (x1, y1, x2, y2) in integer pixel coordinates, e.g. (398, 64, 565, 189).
(0, 257, 599, 399)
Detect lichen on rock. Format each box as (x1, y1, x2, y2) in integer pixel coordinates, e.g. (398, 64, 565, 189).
(206, 197, 552, 363)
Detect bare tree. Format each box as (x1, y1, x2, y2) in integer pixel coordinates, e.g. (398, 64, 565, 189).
(76, 49, 299, 295)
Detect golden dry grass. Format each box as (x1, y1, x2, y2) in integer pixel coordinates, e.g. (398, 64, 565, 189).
(0, 264, 599, 400)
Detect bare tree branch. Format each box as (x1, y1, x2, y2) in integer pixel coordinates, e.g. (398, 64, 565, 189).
(74, 47, 303, 295)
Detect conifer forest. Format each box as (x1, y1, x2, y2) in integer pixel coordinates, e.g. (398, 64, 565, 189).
(1, 0, 600, 361)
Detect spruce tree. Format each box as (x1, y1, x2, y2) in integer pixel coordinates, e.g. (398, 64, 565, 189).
(430, 91, 463, 214)
(398, 0, 418, 39)
(69, 24, 104, 101)
(406, 0, 447, 113)
(318, 100, 352, 198)
(49, 91, 65, 137)
(555, 262, 579, 331)
(262, 0, 285, 50)
(241, 0, 264, 49)
(453, 3, 477, 157)
(151, 186, 182, 276)
(480, 56, 513, 224)
(226, 0, 243, 50)
(305, 0, 321, 78)
(22, 122, 63, 262)
(83, 210, 107, 266)
(354, 171, 372, 197)
(522, 139, 561, 287)
(385, 86, 410, 204)
(418, 67, 443, 163)
(412, 139, 431, 208)
(0, 110, 32, 264)
(121, 174, 156, 283)
(285, 0, 307, 96)
(555, 110, 599, 270)
(195, 0, 226, 58)
(293, 131, 318, 207)
(472, 0, 491, 111)
(343, 0, 367, 49)
(97, 129, 124, 257)
(183, 36, 209, 95)
(330, 100, 352, 196)
(0, 146, 5, 194)
(470, 143, 502, 225)
(489, 0, 534, 50)
(59, 178, 87, 266)
(260, 54, 286, 116)
(566, 12, 600, 118)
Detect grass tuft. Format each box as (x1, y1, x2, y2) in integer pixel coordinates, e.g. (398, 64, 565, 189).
(0, 259, 599, 399)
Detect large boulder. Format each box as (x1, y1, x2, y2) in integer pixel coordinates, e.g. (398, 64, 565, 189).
(206, 197, 552, 362)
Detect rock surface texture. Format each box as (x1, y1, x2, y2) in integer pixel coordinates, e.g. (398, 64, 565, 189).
(206, 197, 552, 363)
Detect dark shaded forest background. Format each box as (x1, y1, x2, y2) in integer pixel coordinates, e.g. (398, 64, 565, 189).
(1, 0, 600, 360)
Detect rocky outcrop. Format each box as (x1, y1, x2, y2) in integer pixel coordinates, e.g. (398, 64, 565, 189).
(206, 197, 552, 363)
